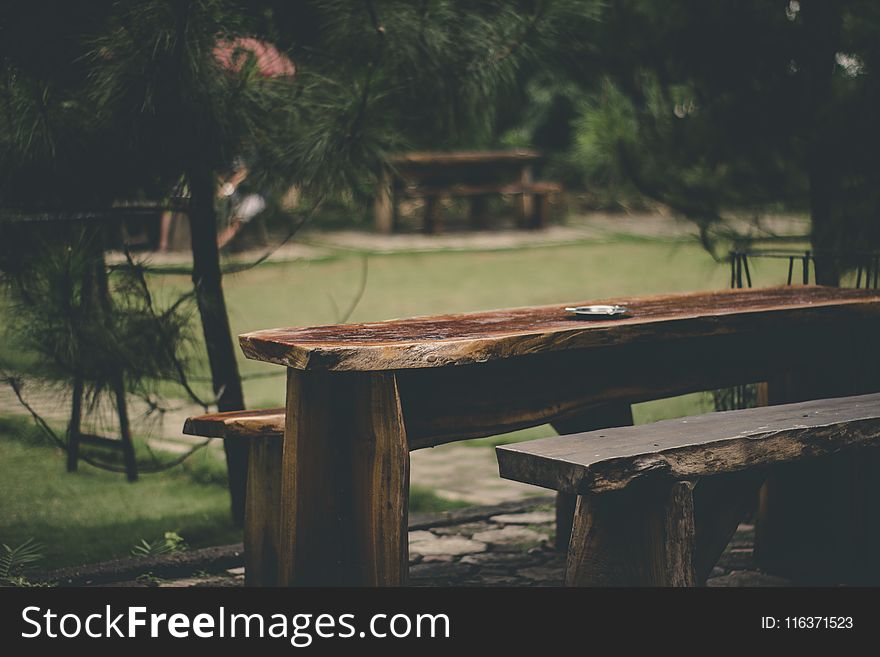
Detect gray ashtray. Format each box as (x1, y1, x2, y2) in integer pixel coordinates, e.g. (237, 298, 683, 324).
(564, 304, 630, 318)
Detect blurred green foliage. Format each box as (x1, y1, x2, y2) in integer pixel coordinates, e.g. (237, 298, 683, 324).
(500, 1, 880, 275)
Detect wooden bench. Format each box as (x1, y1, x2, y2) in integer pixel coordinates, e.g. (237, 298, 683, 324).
(183, 409, 284, 586)
(496, 393, 880, 586)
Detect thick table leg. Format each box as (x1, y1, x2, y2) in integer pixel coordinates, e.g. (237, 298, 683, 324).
(566, 479, 696, 586)
(551, 402, 634, 552)
(277, 369, 410, 586)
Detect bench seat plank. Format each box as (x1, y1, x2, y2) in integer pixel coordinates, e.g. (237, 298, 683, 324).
(398, 181, 561, 198)
(183, 408, 285, 440)
(497, 392, 880, 494)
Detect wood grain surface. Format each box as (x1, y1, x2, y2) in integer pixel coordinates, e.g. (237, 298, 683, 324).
(276, 370, 409, 586)
(183, 408, 285, 439)
(565, 479, 697, 586)
(496, 392, 880, 494)
(239, 286, 880, 371)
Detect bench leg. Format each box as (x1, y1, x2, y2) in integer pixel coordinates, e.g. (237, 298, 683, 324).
(277, 369, 410, 586)
(424, 196, 443, 234)
(553, 493, 578, 555)
(566, 478, 696, 586)
(551, 402, 634, 552)
(516, 164, 534, 226)
(245, 435, 283, 586)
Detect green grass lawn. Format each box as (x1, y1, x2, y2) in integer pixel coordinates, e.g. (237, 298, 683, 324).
(0, 415, 466, 571)
(0, 417, 241, 571)
(1, 234, 771, 571)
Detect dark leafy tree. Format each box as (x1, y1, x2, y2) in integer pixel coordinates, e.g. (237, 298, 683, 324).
(0, 0, 583, 523)
(558, 0, 880, 283)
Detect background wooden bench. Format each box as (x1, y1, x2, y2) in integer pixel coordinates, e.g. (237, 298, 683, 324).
(497, 393, 880, 586)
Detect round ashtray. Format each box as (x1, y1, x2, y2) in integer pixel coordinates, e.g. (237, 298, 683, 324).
(564, 304, 630, 318)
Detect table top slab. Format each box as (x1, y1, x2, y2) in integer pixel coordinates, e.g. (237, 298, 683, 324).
(239, 286, 880, 372)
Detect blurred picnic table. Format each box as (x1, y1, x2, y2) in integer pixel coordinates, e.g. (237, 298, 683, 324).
(373, 149, 560, 234)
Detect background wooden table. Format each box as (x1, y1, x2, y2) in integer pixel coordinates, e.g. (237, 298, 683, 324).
(373, 149, 542, 233)
(240, 286, 880, 586)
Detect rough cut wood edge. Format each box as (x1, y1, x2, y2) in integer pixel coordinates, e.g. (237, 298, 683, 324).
(183, 408, 285, 439)
(238, 287, 880, 371)
(497, 393, 880, 494)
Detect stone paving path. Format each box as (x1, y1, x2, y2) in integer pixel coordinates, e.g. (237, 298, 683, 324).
(35, 498, 791, 587)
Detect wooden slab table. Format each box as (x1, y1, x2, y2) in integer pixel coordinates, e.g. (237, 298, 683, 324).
(239, 286, 880, 586)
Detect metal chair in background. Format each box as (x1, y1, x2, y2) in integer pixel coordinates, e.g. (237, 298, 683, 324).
(717, 248, 880, 411)
(729, 249, 880, 290)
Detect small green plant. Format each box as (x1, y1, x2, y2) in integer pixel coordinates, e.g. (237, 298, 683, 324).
(135, 572, 166, 586)
(0, 538, 45, 586)
(131, 532, 187, 558)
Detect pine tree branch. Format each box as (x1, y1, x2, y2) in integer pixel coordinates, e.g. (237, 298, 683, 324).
(346, 0, 387, 145)
(2, 370, 213, 475)
(122, 247, 217, 410)
(473, 1, 549, 73)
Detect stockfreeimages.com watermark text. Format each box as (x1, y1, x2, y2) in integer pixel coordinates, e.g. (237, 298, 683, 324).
(21, 606, 450, 646)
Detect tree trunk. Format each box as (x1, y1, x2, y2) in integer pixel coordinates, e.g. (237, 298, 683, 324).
(802, 0, 842, 286)
(187, 165, 248, 527)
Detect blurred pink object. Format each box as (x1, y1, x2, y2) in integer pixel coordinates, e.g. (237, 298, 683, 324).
(214, 37, 295, 78)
